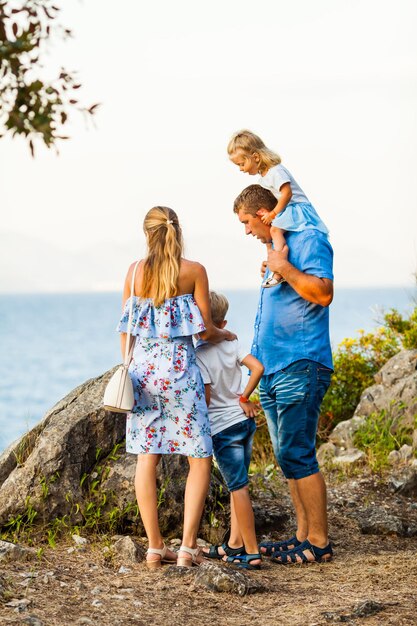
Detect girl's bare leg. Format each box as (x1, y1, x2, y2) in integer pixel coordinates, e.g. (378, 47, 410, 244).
(135, 454, 176, 563)
(229, 486, 261, 565)
(267, 226, 286, 282)
(180, 456, 212, 552)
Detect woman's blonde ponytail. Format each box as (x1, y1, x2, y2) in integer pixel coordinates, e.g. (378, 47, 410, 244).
(141, 207, 183, 306)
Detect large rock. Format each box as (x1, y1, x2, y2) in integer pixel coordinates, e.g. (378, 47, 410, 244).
(0, 368, 229, 537)
(329, 350, 417, 455)
(354, 349, 417, 430)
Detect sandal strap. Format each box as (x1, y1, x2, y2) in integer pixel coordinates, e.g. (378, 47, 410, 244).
(179, 545, 201, 561)
(147, 543, 167, 558)
(223, 542, 246, 557)
(226, 553, 261, 564)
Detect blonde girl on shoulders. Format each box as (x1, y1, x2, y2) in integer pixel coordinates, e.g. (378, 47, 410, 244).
(227, 130, 329, 287)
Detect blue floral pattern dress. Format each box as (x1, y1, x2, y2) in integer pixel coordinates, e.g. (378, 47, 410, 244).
(116, 294, 212, 458)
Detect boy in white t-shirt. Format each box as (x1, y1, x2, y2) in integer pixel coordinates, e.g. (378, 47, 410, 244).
(196, 291, 264, 570)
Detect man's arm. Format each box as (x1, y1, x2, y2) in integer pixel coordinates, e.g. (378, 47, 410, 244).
(267, 244, 333, 307)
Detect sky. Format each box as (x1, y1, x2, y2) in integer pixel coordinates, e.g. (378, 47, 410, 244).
(1, 0, 417, 292)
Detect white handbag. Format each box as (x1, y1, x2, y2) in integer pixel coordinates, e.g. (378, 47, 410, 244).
(103, 261, 139, 413)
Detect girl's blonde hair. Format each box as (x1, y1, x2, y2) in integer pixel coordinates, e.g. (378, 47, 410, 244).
(227, 129, 281, 175)
(141, 206, 183, 306)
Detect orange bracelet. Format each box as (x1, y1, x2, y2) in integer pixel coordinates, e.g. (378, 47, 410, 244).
(240, 395, 249, 403)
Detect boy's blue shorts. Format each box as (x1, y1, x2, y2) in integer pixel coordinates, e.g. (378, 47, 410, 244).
(212, 418, 257, 492)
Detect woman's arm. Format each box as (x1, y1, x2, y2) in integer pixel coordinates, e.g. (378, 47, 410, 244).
(261, 182, 292, 225)
(193, 263, 236, 343)
(119, 262, 139, 360)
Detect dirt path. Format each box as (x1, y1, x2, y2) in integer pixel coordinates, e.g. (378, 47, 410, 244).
(1, 475, 416, 626)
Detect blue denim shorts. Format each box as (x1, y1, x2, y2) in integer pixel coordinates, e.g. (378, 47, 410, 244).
(212, 419, 257, 492)
(259, 360, 332, 480)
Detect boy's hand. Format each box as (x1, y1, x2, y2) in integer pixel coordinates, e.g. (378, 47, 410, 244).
(261, 211, 276, 225)
(239, 400, 259, 418)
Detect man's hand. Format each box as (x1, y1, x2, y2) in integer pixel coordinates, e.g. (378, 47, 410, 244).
(239, 400, 259, 418)
(267, 243, 289, 275)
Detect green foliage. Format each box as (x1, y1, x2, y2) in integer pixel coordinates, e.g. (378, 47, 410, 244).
(353, 408, 414, 471)
(319, 305, 417, 440)
(0, 0, 98, 153)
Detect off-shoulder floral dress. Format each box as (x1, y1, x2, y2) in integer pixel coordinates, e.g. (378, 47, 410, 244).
(116, 294, 212, 458)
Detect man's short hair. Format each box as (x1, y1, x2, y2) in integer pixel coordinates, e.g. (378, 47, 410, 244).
(209, 291, 229, 324)
(233, 184, 277, 216)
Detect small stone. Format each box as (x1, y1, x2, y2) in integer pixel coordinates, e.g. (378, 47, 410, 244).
(399, 444, 413, 461)
(193, 562, 267, 596)
(333, 448, 365, 467)
(77, 619, 95, 625)
(22, 616, 45, 626)
(91, 586, 104, 595)
(0, 541, 35, 563)
(388, 450, 401, 465)
(91, 599, 103, 608)
(170, 538, 181, 546)
(5, 598, 32, 612)
(133, 601, 143, 607)
(74, 579, 87, 591)
(72, 534, 88, 546)
(118, 566, 131, 574)
(60, 581, 68, 588)
(112, 536, 144, 563)
(110, 594, 126, 601)
(356, 506, 405, 536)
(67, 547, 75, 554)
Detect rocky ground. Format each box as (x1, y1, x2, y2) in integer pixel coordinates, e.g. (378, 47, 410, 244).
(1, 471, 417, 626)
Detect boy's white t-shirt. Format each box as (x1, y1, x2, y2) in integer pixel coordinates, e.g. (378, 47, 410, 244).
(195, 339, 249, 436)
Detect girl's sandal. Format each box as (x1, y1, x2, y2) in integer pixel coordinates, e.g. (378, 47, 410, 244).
(146, 543, 177, 569)
(177, 545, 204, 567)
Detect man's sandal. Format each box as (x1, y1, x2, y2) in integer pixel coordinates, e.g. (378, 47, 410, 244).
(259, 535, 302, 556)
(177, 545, 204, 567)
(203, 541, 246, 560)
(270, 540, 333, 565)
(224, 553, 262, 571)
(146, 543, 177, 569)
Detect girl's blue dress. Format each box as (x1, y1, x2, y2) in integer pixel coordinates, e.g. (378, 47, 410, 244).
(117, 294, 212, 458)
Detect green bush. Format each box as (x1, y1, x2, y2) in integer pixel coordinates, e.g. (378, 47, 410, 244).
(318, 305, 417, 440)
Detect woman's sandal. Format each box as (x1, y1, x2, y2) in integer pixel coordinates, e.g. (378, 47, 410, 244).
(177, 545, 204, 567)
(270, 540, 333, 565)
(203, 541, 246, 560)
(224, 553, 262, 571)
(146, 543, 177, 569)
(259, 535, 302, 556)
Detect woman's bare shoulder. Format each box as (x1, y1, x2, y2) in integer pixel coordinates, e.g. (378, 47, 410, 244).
(180, 258, 206, 276)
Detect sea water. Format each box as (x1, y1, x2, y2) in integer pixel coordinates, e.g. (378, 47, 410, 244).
(0, 287, 415, 452)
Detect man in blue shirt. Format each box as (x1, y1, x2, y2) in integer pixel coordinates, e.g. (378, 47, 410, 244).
(233, 184, 334, 565)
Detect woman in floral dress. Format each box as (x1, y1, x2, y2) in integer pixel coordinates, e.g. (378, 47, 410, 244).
(117, 206, 235, 567)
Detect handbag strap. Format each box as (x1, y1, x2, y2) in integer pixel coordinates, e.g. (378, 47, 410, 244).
(123, 261, 140, 366)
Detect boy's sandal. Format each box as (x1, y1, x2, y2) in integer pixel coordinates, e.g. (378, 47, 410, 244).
(177, 545, 204, 567)
(146, 543, 177, 568)
(259, 535, 301, 556)
(270, 540, 333, 565)
(224, 553, 262, 571)
(203, 541, 246, 560)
